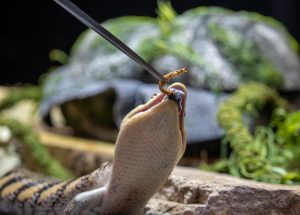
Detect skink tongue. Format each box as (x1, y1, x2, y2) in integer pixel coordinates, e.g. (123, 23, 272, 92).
(167, 89, 185, 112)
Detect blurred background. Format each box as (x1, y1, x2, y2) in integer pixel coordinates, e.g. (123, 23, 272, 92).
(0, 0, 300, 187)
(0, 0, 299, 85)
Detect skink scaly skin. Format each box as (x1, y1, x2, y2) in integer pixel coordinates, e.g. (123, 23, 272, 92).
(0, 164, 112, 215)
(0, 83, 187, 215)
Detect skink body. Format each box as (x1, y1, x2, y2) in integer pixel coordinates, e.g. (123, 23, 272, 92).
(0, 83, 187, 215)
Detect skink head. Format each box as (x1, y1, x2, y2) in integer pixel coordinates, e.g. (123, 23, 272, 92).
(122, 82, 187, 157)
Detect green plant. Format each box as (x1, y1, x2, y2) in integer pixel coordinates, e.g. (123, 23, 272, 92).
(204, 82, 300, 184)
(0, 86, 73, 179)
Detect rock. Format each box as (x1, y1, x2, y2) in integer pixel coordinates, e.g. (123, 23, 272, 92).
(41, 5, 300, 107)
(155, 7, 300, 90)
(43, 7, 300, 103)
(145, 167, 300, 215)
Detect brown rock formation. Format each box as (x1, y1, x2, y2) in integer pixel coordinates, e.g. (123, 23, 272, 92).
(146, 167, 300, 215)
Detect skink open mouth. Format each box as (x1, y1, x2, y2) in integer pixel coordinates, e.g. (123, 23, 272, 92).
(130, 83, 187, 142)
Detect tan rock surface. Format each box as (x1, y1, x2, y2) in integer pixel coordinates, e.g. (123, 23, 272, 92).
(146, 167, 300, 215)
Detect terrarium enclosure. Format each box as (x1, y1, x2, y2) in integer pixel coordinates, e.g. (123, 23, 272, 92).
(0, 1, 300, 214)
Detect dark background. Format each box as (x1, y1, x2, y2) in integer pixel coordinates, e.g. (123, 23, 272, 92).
(0, 0, 299, 85)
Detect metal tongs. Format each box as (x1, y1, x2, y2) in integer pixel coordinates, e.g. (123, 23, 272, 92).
(52, 0, 187, 95)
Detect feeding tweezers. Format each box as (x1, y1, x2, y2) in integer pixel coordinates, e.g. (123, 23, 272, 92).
(52, 0, 165, 82)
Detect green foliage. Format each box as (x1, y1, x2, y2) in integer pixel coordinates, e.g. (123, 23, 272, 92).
(273, 109, 300, 144)
(139, 1, 181, 61)
(0, 86, 73, 180)
(156, 1, 178, 37)
(207, 82, 300, 184)
(0, 119, 72, 180)
(209, 23, 283, 88)
(0, 85, 42, 112)
(49, 49, 69, 64)
(140, 1, 220, 88)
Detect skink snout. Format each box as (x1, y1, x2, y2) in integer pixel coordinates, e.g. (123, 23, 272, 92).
(167, 89, 185, 112)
